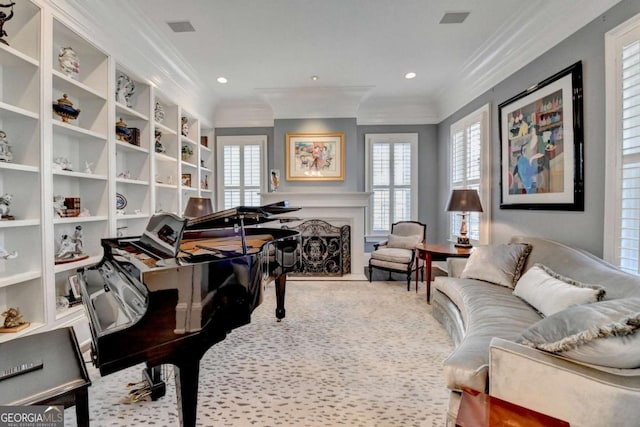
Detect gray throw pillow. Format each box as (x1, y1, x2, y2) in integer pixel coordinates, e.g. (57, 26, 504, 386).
(517, 298, 640, 369)
(514, 264, 605, 316)
(460, 243, 532, 288)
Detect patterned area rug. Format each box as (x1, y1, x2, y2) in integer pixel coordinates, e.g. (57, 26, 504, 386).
(66, 281, 453, 426)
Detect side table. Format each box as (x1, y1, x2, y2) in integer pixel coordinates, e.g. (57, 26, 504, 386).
(415, 243, 472, 303)
(456, 389, 569, 426)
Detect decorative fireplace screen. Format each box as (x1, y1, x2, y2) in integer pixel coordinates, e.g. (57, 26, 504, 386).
(283, 219, 350, 276)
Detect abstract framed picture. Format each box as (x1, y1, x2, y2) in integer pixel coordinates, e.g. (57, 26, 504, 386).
(499, 61, 584, 210)
(285, 132, 345, 181)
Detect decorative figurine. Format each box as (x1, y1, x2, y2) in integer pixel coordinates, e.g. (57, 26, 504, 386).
(53, 94, 81, 123)
(0, 2, 15, 46)
(181, 144, 193, 161)
(115, 73, 135, 108)
(53, 156, 72, 171)
(1, 307, 28, 330)
(58, 47, 79, 79)
(84, 161, 93, 174)
(155, 129, 165, 153)
(53, 195, 66, 217)
(270, 169, 280, 192)
(154, 102, 165, 123)
(0, 246, 17, 259)
(181, 116, 189, 136)
(0, 130, 12, 162)
(116, 117, 132, 142)
(0, 193, 14, 220)
(56, 234, 75, 260)
(117, 170, 131, 179)
(72, 225, 83, 255)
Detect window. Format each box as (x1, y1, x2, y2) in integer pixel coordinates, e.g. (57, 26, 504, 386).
(216, 135, 267, 210)
(604, 14, 640, 274)
(365, 133, 418, 234)
(449, 104, 491, 244)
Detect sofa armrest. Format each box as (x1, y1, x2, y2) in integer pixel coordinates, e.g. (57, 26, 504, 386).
(447, 258, 467, 278)
(489, 337, 640, 427)
(373, 240, 388, 251)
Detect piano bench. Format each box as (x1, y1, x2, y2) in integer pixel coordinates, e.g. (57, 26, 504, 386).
(0, 327, 91, 427)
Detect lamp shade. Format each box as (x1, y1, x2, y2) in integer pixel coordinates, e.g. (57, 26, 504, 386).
(446, 189, 483, 212)
(183, 197, 213, 218)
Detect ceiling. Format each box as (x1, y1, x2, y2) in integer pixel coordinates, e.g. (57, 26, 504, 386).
(57, 0, 621, 125)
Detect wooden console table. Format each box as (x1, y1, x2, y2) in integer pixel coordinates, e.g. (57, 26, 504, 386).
(456, 389, 570, 426)
(0, 327, 91, 426)
(415, 243, 472, 303)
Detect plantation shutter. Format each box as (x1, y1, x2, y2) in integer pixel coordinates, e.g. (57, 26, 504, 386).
(619, 39, 640, 274)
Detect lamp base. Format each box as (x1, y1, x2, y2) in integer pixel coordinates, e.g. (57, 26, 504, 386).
(455, 236, 472, 248)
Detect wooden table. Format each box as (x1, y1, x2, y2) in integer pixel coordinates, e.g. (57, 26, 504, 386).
(415, 243, 473, 303)
(456, 389, 570, 426)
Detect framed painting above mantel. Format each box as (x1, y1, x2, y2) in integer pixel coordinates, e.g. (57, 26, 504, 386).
(498, 61, 584, 210)
(285, 132, 345, 181)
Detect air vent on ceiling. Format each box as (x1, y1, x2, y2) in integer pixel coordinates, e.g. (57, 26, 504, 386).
(439, 12, 470, 24)
(167, 21, 195, 33)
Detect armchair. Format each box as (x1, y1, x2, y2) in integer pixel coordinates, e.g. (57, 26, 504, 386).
(368, 221, 426, 290)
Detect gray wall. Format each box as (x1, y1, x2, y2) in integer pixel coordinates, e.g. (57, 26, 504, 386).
(436, 0, 640, 257)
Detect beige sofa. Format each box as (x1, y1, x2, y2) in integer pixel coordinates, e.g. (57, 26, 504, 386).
(432, 236, 640, 426)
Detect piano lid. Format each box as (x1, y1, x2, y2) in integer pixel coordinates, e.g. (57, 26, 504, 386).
(185, 201, 300, 230)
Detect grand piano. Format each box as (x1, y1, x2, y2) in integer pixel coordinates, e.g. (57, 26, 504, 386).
(78, 202, 300, 426)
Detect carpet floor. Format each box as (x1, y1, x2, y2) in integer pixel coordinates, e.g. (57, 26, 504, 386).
(66, 280, 454, 426)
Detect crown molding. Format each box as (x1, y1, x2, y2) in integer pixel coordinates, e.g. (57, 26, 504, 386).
(357, 97, 439, 125)
(213, 102, 274, 128)
(434, 0, 622, 122)
(256, 86, 374, 119)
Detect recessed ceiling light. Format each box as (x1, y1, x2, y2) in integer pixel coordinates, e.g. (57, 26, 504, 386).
(405, 72, 417, 79)
(311, 75, 319, 81)
(217, 77, 228, 84)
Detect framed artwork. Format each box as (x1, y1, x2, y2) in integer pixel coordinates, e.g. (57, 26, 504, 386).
(285, 132, 345, 181)
(181, 173, 192, 187)
(498, 61, 584, 210)
(68, 274, 81, 299)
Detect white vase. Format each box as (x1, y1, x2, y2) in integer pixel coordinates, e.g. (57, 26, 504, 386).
(58, 47, 79, 79)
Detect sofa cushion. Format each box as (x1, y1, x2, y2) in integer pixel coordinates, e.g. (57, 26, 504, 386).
(513, 264, 606, 316)
(387, 233, 421, 250)
(370, 247, 413, 264)
(434, 277, 542, 391)
(517, 298, 640, 369)
(460, 243, 532, 288)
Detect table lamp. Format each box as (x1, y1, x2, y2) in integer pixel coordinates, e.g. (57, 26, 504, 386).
(183, 197, 213, 218)
(446, 189, 483, 248)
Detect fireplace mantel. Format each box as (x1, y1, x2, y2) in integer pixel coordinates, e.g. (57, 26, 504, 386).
(261, 192, 371, 279)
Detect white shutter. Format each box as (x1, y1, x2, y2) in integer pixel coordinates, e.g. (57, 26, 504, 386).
(449, 105, 490, 243)
(365, 134, 418, 234)
(217, 136, 266, 210)
(619, 39, 640, 274)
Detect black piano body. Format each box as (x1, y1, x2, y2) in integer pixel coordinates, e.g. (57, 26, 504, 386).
(78, 203, 300, 426)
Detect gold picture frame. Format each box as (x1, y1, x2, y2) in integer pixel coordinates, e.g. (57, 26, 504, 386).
(285, 132, 345, 181)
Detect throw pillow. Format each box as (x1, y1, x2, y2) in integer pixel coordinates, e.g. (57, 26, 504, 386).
(517, 298, 640, 369)
(460, 243, 532, 288)
(514, 264, 605, 316)
(387, 233, 421, 250)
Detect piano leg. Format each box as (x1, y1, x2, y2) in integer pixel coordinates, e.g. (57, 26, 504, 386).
(275, 274, 286, 321)
(174, 361, 200, 427)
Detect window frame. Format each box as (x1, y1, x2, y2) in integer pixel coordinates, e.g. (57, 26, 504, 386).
(604, 13, 640, 269)
(215, 135, 267, 210)
(448, 103, 491, 245)
(364, 133, 419, 236)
